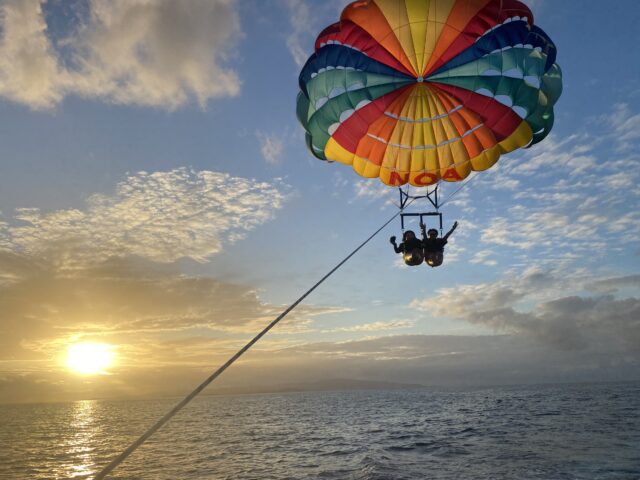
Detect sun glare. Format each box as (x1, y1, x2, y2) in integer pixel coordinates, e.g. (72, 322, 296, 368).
(66, 342, 115, 375)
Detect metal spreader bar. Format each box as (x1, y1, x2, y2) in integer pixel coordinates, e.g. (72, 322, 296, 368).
(399, 185, 440, 210)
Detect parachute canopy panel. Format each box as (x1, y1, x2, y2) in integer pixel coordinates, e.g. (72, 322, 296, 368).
(297, 0, 563, 187)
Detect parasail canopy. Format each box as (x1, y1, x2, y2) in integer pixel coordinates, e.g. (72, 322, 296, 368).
(297, 0, 562, 187)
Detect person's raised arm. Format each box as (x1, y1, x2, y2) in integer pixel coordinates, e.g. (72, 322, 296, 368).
(419, 223, 427, 240)
(390, 236, 402, 254)
(443, 221, 458, 241)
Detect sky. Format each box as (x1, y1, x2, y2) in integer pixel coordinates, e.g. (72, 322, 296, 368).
(0, 0, 639, 404)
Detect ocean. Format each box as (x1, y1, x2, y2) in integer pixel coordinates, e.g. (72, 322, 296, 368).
(1, 382, 639, 479)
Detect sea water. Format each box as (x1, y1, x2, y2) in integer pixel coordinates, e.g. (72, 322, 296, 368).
(1, 382, 639, 479)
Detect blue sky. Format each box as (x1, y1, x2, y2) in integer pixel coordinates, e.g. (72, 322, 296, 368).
(0, 0, 639, 403)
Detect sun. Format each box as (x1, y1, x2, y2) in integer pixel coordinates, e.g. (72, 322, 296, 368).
(66, 342, 115, 375)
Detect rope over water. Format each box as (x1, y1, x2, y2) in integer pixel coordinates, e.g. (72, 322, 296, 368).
(93, 205, 408, 479)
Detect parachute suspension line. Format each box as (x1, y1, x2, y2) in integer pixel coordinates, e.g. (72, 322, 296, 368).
(92, 206, 407, 480)
(430, 184, 441, 211)
(399, 187, 409, 232)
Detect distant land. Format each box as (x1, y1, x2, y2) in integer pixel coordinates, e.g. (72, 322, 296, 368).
(206, 378, 426, 397)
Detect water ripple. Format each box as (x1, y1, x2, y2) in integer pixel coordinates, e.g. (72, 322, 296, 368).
(1, 383, 639, 479)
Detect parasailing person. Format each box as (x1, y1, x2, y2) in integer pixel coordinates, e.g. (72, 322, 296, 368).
(390, 229, 425, 266)
(421, 221, 458, 268)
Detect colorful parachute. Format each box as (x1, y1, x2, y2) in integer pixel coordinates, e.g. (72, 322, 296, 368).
(296, 0, 562, 187)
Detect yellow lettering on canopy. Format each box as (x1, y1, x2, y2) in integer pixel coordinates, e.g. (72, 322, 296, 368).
(413, 172, 439, 186)
(388, 171, 410, 185)
(442, 167, 462, 181)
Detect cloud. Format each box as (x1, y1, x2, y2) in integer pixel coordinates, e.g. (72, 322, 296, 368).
(508, 134, 598, 177)
(0, 252, 342, 386)
(326, 320, 414, 333)
(6, 332, 640, 404)
(225, 333, 640, 390)
(0, 168, 289, 265)
(283, 0, 313, 68)
(586, 274, 640, 294)
(346, 178, 400, 209)
(520, 0, 545, 11)
(412, 267, 553, 319)
(0, 163, 335, 403)
(0, 0, 63, 108)
(479, 211, 609, 253)
(480, 104, 640, 202)
(0, 0, 242, 109)
(469, 249, 497, 266)
(412, 268, 640, 355)
(0, 167, 362, 404)
(466, 116, 640, 265)
(476, 200, 638, 264)
(283, 0, 344, 67)
(256, 131, 285, 165)
(353, 179, 398, 205)
(603, 103, 640, 152)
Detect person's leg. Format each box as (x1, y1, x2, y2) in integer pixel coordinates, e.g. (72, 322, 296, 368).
(404, 249, 423, 266)
(424, 251, 443, 267)
(424, 251, 435, 266)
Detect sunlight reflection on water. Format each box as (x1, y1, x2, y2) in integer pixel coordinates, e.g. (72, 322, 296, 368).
(64, 400, 98, 479)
